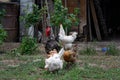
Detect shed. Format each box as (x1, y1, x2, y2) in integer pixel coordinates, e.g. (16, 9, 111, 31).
(0, 0, 120, 42)
(62, 0, 120, 41)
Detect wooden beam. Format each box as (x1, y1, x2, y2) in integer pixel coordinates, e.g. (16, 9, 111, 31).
(79, 0, 87, 34)
(94, 0, 108, 38)
(87, 0, 92, 41)
(90, 0, 102, 40)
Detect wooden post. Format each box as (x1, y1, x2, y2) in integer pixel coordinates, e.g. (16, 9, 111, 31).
(41, 0, 47, 43)
(94, 0, 108, 39)
(79, 0, 87, 34)
(87, 0, 92, 41)
(90, 0, 102, 40)
(77, 0, 80, 36)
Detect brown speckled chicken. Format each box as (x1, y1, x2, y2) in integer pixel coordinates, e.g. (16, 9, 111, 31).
(63, 50, 76, 63)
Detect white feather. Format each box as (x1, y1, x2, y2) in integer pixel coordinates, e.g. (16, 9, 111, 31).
(58, 24, 66, 37)
(59, 32, 77, 43)
(58, 24, 77, 49)
(64, 43, 73, 50)
(44, 48, 64, 71)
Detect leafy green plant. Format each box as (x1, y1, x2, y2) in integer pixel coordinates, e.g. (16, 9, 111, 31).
(19, 37, 38, 55)
(0, 26, 7, 45)
(0, 9, 6, 24)
(106, 43, 120, 56)
(50, 0, 80, 33)
(19, 4, 46, 55)
(0, 9, 7, 45)
(80, 46, 97, 55)
(10, 48, 21, 56)
(20, 4, 47, 28)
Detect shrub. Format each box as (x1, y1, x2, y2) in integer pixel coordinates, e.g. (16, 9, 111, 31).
(0, 25, 7, 45)
(50, 0, 80, 33)
(20, 4, 47, 28)
(0, 9, 6, 23)
(0, 9, 7, 45)
(19, 37, 38, 55)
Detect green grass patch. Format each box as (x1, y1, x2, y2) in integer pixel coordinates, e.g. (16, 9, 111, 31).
(0, 54, 120, 80)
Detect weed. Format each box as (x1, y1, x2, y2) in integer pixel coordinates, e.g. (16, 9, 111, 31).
(106, 43, 120, 56)
(10, 48, 21, 57)
(80, 46, 97, 55)
(0, 27, 7, 45)
(0, 9, 7, 45)
(9, 37, 38, 56)
(19, 37, 38, 55)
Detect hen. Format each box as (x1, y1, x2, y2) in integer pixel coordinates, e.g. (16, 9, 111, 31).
(63, 50, 76, 63)
(45, 39, 61, 54)
(44, 48, 64, 71)
(58, 24, 78, 50)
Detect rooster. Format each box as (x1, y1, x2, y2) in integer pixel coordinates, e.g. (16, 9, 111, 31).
(45, 25, 61, 54)
(58, 24, 78, 50)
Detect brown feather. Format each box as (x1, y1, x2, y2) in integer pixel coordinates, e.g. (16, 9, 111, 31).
(63, 50, 76, 63)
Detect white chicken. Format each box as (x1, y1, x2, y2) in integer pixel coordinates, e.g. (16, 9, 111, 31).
(44, 48, 64, 71)
(58, 24, 78, 50)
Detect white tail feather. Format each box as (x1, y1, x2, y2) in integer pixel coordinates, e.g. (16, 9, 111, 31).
(59, 24, 65, 36)
(58, 48, 64, 58)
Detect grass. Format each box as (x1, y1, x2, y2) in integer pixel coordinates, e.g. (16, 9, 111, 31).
(106, 43, 120, 56)
(80, 46, 97, 55)
(0, 53, 120, 80)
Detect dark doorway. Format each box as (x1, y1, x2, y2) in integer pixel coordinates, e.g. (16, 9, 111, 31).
(100, 0, 120, 41)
